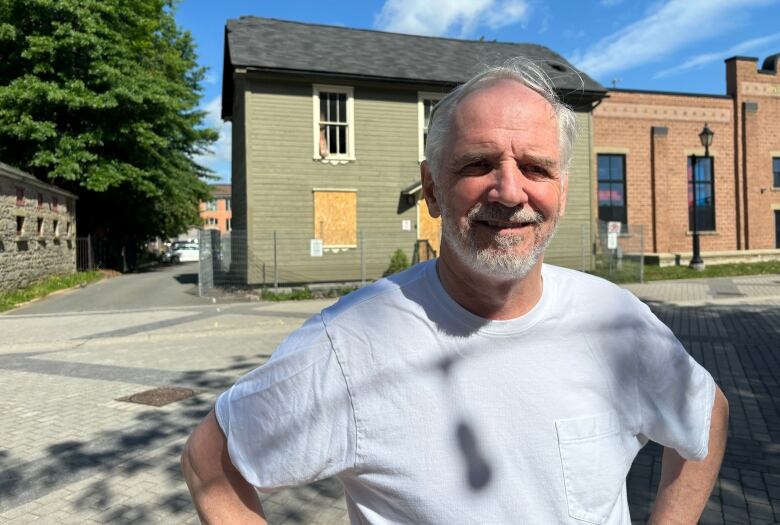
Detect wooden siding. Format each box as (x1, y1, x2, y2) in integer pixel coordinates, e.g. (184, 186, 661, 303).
(243, 78, 422, 283)
(544, 111, 594, 271)
(230, 77, 249, 283)
(242, 76, 593, 284)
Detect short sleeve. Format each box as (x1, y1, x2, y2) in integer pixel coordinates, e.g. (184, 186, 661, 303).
(215, 314, 357, 489)
(632, 297, 715, 461)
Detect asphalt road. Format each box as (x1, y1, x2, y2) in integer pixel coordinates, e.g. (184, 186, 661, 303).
(8, 263, 211, 315)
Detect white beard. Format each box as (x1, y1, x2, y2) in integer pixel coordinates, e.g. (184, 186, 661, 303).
(440, 199, 559, 279)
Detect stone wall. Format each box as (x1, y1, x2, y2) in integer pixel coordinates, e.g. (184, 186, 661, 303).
(0, 163, 78, 292)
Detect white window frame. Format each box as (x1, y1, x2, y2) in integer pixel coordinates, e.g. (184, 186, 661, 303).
(418, 92, 443, 162)
(313, 84, 355, 163)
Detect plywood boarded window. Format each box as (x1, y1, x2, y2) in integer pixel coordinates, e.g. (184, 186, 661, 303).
(313, 190, 357, 247)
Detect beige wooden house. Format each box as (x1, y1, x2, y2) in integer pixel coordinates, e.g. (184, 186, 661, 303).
(221, 17, 607, 285)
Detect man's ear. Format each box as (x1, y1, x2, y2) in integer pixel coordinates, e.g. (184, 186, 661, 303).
(421, 160, 442, 218)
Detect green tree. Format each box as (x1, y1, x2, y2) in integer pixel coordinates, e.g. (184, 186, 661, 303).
(0, 0, 217, 242)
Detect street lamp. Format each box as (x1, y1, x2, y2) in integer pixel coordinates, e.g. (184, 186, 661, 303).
(690, 123, 714, 270)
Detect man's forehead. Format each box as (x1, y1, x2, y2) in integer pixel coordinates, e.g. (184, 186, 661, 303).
(454, 79, 556, 122)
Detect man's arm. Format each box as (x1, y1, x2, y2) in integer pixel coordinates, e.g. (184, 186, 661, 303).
(181, 410, 268, 525)
(649, 386, 729, 525)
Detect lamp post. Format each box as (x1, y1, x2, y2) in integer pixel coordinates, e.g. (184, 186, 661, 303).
(690, 123, 714, 270)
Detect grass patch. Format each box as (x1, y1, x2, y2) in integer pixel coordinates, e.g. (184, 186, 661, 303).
(0, 271, 103, 313)
(261, 287, 314, 301)
(643, 260, 780, 282)
(589, 258, 780, 284)
(260, 285, 359, 301)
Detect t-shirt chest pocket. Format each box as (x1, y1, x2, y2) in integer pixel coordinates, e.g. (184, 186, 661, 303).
(555, 411, 628, 524)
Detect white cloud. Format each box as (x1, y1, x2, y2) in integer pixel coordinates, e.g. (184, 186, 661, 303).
(569, 0, 778, 79)
(375, 0, 530, 37)
(193, 96, 231, 179)
(654, 32, 780, 78)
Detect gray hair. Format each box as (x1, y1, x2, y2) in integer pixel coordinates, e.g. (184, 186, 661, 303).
(424, 57, 579, 180)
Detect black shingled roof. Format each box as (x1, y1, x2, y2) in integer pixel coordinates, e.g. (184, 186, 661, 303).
(222, 17, 606, 119)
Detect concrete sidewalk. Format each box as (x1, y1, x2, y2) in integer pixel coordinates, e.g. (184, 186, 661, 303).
(1, 274, 779, 524)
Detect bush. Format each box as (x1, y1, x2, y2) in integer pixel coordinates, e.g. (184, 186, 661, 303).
(383, 249, 410, 277)
(261, 287, 313, 301)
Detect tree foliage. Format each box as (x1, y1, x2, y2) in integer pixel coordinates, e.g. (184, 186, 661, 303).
(0, 0, 217, 239)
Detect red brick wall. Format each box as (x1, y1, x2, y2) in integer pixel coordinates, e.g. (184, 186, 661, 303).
(730, 56, 780, 250)
(594, 90, 735, 254)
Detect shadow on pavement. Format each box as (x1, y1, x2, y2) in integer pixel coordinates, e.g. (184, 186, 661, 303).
(0, 351, 344, 524)
(626, 298, 780, 525)
(2, 298, 779, 524)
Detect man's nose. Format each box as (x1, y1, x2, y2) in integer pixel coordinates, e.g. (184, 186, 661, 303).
(487, 161, 530, 207)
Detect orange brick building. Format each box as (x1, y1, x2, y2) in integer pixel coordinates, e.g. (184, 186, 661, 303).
(200, 184, 232, 234)
(593, 54, 780, 264)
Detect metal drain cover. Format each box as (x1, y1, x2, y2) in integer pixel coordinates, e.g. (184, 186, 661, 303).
(118, 387, 195, 407)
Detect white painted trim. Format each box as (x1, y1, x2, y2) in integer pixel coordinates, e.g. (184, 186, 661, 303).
(311, 188, 358, 193)
(594, 147, 630, 155)
(312, 84, 355, 161)
(418, 92, 444, 162)
(416, 199, 421, 241)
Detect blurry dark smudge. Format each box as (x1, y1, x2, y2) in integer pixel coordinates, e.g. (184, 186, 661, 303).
(456, 420, 492, 491)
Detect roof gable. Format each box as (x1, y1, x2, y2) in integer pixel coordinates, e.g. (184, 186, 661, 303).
(222, 17, 605, 119)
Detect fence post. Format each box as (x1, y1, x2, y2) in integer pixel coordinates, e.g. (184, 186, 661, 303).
(273, 230, 278, 290)
(87, 234, 94, 270)
(360, 229, 366, 287)
(639, 226, 645, 284)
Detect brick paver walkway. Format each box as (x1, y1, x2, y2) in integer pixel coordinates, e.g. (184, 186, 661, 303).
(1, 274, 779, 524)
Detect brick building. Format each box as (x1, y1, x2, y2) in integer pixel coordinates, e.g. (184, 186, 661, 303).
(200, 184, 232, 234)
(0, 161, 77, 292)
(594, 53, 780, 264)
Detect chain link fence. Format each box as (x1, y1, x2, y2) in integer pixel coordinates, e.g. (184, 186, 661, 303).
(198, 222, 600, 297)
(592, 221, 645, 283)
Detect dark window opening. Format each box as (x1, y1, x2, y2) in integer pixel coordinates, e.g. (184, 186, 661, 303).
(16, 216, 24, 236)
(688, 156, 715, 232)
(775, 210, 780, 249)
(773, 157, 780, 188)
(597, 154, 627, 225)
(319, 91, 348, 156)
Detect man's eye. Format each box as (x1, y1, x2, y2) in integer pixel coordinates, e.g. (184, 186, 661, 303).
(521, 164, 549, 176)
(458, 160, 492, 175)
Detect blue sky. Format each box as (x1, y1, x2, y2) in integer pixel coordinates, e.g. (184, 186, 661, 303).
(175, 0, 780, 181)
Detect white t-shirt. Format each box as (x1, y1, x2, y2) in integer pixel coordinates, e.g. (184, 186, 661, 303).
(216, 261, 715, 524)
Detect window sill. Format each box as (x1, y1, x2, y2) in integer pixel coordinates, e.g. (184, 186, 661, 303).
(685, 231, 719, 236)
(323, 245, 357, 253)
(314, 156, 355, 165)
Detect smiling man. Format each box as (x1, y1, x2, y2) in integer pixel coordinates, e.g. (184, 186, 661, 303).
(182, 58, 728, 524)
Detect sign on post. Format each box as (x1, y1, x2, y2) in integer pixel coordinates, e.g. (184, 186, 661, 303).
(607, 221, 621, 251)
(310, 239, 323, 257)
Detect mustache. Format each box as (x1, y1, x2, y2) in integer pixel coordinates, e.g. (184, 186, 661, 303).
(467, 204, 545, 224)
